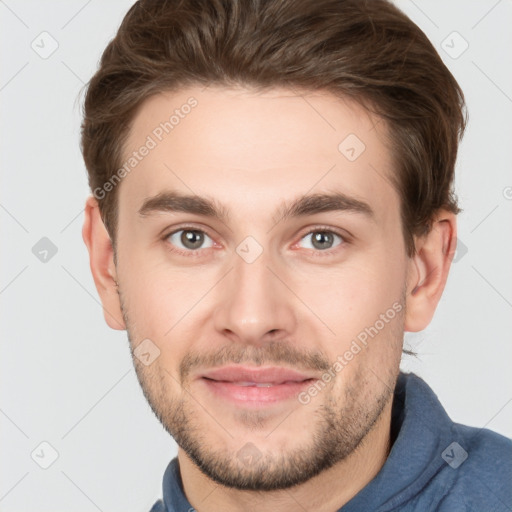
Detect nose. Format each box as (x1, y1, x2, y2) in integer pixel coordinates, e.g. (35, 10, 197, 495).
(213, 245, 297, 347)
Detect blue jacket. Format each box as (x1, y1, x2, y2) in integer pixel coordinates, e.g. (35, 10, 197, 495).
(150, 372, 512, 511)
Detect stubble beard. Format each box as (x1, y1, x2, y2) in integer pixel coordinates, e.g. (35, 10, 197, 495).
(119, 288, 402, 491)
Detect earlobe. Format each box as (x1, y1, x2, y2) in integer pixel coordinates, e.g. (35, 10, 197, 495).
(404, 211, 457, 332)
(82, 196, 126, 331)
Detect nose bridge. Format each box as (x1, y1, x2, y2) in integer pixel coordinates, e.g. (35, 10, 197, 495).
(213, 240, 296, 344)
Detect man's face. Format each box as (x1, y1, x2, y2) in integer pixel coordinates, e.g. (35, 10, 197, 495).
(114, 86, 409, 490)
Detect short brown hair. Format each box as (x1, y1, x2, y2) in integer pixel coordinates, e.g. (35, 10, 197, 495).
(81, 0, 467, 256)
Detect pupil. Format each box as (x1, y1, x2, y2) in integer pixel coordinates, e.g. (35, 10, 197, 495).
(312, 232, 333, 250)
(182, 230, 203, 249)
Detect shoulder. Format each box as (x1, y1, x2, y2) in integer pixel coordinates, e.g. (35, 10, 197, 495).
(149, 499, 166, 512)
(397, 373, 512, 510)
(437, 424, 512, 511)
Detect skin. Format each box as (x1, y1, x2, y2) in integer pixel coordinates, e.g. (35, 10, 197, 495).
(83, 85, 456, 512)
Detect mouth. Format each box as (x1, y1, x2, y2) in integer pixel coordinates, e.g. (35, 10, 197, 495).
(200, 365, 317, 383)
(198, 365, 318, 405)
(203, 380, 311, 387)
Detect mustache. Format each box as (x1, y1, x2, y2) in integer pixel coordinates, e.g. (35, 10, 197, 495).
(179, 340, 332, 382)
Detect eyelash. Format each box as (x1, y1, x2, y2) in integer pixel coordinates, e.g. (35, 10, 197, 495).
(162, 224, 349, 258)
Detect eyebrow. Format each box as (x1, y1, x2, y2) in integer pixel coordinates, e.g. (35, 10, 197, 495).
(138, 190, 374, 225)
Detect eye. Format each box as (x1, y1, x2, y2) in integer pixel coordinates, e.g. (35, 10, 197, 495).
(298, 229, 345, 251)
(165, 228, 214, 252)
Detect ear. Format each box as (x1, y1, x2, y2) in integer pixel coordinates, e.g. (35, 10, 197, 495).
(404, 210, 457, 332)
(82, 196, 126, 330)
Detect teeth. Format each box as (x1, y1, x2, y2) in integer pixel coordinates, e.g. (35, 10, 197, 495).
(234, 381, 275, 387)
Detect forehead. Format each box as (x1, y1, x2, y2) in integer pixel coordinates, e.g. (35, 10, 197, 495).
(119, 85, 398, 222)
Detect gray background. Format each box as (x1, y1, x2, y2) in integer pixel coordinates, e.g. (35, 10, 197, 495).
(1, 0, 511, 510)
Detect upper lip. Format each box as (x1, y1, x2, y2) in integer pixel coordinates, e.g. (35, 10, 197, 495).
(200, 365, 317, 384)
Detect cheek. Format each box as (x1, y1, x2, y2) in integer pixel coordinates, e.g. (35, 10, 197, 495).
(291, 249, 406, 348)
(118, 246, 221, 346)
(116, 249, 176, 334)
(126, 277, 197, 335)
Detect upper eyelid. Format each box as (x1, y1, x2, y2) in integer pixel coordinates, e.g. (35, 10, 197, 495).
(164, 224, 216, 241)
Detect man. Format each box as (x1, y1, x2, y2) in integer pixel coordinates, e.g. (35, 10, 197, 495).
(81, 0, 511, 510)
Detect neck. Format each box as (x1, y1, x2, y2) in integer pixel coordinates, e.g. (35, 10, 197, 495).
(178, 399, 393, 512)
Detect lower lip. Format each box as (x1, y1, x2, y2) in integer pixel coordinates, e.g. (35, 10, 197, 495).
(201, 378, 315, 405)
